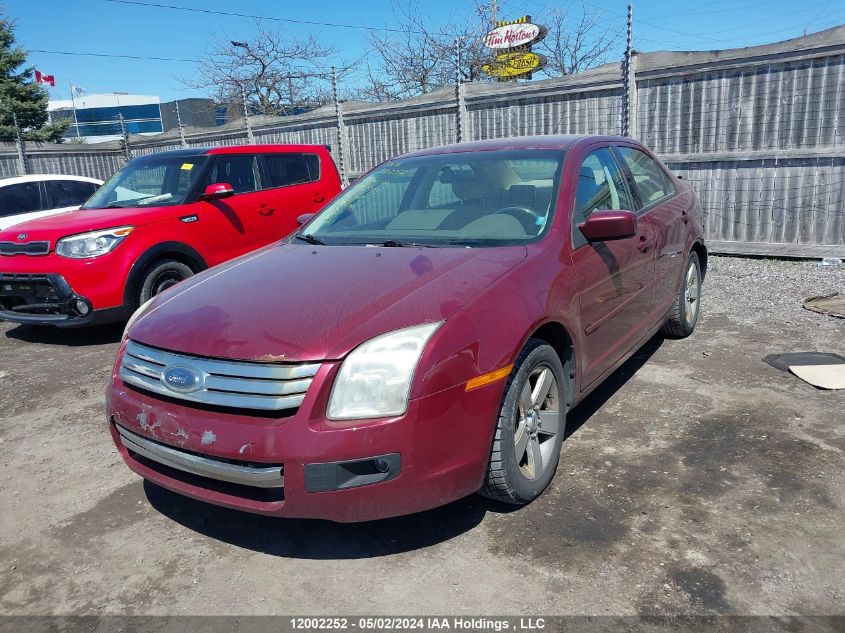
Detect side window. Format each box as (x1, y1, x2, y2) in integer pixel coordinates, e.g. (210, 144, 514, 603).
(574, 148, 634, 220)
(45, 180, 98, 209)
(571, 148, 634, 248)
(617, 147, 674, 207)
(0, 182, 42, 217)
(204, 155, 259, 194)
(262, 153, 320, 188)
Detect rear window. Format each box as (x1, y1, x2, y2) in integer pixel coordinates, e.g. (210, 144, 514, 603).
(262, 153, 320, 188)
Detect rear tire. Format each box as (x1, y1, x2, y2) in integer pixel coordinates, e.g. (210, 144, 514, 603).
(138, 259, 194, 305)
(480, 338, 567, 505)
(662, 251, 701, 338)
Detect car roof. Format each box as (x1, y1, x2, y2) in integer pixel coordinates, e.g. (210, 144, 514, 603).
(401, 134, 633, 158)
(0, 174, 103, 185)
(132, 144, 330, 161)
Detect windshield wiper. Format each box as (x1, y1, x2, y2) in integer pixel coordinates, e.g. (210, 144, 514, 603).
(293, 233, 328, 246)
(379, 239, 436, 248)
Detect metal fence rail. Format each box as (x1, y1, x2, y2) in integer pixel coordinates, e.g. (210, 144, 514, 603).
(3, 25, 844, 256)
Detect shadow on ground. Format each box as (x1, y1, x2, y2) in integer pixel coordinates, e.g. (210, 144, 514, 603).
(565, 334, 664, 439)
(143, 335, 665, 560)
(145, 481, 517, 559)
(4, 322, 124, 346)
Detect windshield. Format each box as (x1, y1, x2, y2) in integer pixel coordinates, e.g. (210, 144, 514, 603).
(303, 149, 565, 247)
(83, 155, 209, 209)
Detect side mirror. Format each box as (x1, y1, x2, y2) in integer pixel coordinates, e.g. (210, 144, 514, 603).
(578, 210, 637, 241)
(297, 213, 315, 226)
(200, 182, 235, 201)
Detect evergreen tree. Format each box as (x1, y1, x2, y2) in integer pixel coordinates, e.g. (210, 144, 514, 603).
(0, 15, 68, 142)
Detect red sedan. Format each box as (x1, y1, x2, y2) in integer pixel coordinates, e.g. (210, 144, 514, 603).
(106, 135, 706, 522)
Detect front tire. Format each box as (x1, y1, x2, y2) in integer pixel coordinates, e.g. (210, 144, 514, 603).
(138, 259, 194, 305)
(662, 251, 701, 338)
(480, 339, 567, 505)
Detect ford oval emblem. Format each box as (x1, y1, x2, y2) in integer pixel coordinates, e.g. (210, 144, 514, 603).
(161, 365, 203, 394)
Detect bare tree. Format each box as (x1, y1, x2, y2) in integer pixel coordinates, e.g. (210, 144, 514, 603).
(357, 1, 495, 102)
(536, 8, 620, 76)
(359, 1, 621, 102)
(183, 21, 339, 118)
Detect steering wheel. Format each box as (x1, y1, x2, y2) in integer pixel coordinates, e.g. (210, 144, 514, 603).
(497, 206, 544, 234)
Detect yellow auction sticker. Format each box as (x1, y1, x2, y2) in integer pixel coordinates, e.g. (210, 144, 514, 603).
(180, 163, 194, 170)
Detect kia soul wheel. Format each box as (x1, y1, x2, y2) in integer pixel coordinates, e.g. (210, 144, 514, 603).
(481, 338, 567, 505)
(138, 259, 194, 305)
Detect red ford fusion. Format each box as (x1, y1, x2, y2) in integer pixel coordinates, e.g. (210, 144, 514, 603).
(0, 144, 340, 327)
(106, 135, 706, 522)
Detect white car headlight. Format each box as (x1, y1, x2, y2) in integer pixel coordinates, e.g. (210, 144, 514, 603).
(56, 226, 133, 258)
(328, 322, 443, 420)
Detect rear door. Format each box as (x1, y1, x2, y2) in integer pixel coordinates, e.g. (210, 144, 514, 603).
(569, 146, 657, 389)
(0, 181, 45, 229)
(615, 145, 687, 319)
(258, 152, 328, 237)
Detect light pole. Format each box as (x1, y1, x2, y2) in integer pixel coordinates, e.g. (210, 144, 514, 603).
(231, 41, 255, 144)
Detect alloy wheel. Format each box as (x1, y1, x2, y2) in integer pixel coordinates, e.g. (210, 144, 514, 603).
(514, 365, 561, 480)
(684, 261, 700, 326)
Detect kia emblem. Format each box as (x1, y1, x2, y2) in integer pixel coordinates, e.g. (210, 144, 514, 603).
(17, 233, 27, 241)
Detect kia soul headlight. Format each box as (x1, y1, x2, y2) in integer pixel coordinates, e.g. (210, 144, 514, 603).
(328, 322, 443, 420)
(56, 226, 134, 258)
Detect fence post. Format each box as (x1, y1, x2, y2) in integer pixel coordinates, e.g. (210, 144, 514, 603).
(621, 4, 637, 138)
(455, 37, 468, 143)
(11, 111, 28, 175)
(175, 101, 187, 147)
(118, 113, 131, 163)
(331, 66, 349, 186)
(240, 83, 255, 144)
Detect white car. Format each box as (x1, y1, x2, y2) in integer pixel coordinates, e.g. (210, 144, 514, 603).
(0, 174, 103, 230)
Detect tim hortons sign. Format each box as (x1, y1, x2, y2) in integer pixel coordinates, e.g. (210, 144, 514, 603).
(484, 22, 546, 49)
(482, 51, 547, 79)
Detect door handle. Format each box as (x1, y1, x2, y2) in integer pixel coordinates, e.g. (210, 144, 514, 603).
(681, 209, 689, 224)
(637, 236, 653, 253)
(258, 207, 275, 216)
(313, 194, 326, 203)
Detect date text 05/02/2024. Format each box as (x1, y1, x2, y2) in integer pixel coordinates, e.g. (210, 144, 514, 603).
(289, 618, 547, 631)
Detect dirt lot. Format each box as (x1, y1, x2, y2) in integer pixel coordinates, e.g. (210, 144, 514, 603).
(0, 256, 842, 617)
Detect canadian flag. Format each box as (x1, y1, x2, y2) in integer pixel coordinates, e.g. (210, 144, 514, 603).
(34, 70, 55, 87)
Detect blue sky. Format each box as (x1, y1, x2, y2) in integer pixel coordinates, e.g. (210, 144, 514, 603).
(6, 0, 845, 102)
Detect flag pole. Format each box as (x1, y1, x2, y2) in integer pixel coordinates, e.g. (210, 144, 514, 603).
(68, 80, 80, 138)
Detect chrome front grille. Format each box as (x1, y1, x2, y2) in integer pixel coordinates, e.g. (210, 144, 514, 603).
(119, 340, 320, 412)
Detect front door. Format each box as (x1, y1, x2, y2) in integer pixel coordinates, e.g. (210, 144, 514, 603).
(570, 147, 657, 389)
(198, 154, 272, 259)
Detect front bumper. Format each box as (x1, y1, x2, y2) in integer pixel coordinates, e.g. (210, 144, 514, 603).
(0, 272, 126, 327)
(107, 353, 505, 522)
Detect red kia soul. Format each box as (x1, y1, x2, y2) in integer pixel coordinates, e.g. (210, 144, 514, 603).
(107, 135, 706, 523)
(0, 145, 341, 327)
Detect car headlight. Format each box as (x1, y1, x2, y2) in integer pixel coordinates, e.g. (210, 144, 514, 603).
(327, 321, 443, 420)
(56, 226, 134, 258)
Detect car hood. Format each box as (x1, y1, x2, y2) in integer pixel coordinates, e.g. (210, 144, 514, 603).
(0, 205, 179, 244)
(130, 243, 528, 362)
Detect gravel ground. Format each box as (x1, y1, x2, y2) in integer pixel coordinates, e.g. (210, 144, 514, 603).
(704, 256, 844, 330)
(0, 255, 842, 622)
